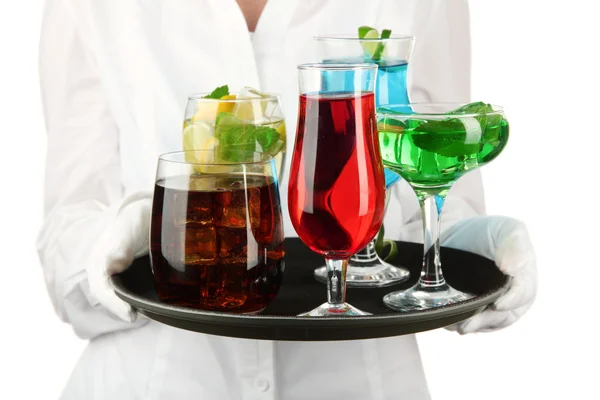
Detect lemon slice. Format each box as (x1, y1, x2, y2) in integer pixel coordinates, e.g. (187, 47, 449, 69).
(183, 121, 215, 150)
(191, 102, 218, 123)
(271, 120, 287, 154)
(217, 94, 237, 114)
(191, 94, 238, 123)
(275, 120, 286, 136)
(182, 121, 219, 169)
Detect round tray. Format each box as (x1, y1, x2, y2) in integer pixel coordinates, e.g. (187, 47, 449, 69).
(112, 238, 509, 341)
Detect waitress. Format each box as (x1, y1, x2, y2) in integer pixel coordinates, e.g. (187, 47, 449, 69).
(38, 0, 536, 398)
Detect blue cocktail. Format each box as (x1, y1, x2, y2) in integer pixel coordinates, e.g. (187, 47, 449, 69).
(313, 33, 414, 287)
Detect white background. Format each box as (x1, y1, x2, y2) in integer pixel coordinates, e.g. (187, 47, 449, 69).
(0, 1, 598, 399)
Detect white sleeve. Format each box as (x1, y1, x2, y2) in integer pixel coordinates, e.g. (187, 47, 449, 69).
(37, 0, 145, 339)
(383, 0, 487, 242)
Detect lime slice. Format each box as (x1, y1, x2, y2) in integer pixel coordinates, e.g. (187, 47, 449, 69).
(372, 29, 391, 61)
(358, 26, 380, 58)
(358, 26, 373, 38)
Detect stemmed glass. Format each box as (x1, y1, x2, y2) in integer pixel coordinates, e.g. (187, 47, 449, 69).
(288, 63, 386, 316)
(182, 91, 287, 178)
(377, 103, 509, 310)
(312, 34, 415, 287)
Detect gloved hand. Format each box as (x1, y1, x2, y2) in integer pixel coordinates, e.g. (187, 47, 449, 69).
(440, 216, 537, 334)
(87, 192, 153, 322)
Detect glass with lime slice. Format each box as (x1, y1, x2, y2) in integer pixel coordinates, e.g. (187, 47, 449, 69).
(311, 29, 414, 288)
(314, 29, 414, 107)
(182, 88, 286, 178)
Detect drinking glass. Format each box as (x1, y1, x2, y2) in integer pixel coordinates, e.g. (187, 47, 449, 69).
(150, 149, 285, 314)
(377, 103, 509, 311)
(288, 63, 386, 316)
(312, 34, 415, 287)
(182, 90, 287, 178)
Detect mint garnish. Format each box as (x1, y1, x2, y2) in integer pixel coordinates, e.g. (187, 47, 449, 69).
(215, 112, 281, 162)
(381, 102, 506, 158)
(374, 224, 398, 261)
(411, 119, 480, 157)
(203, 85, 230, 99)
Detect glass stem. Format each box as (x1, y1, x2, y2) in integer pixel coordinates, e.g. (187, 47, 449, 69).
(417, 193, 446, 288)
(326, 258, 348, 305)
(350, 186, 392, 263)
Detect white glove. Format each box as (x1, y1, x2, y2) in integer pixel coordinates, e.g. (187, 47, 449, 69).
(87, 192, 153, 322)
(440, 216, 537, 334)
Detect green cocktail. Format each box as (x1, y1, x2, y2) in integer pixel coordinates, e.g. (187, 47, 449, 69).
(377, 102, 509, 311)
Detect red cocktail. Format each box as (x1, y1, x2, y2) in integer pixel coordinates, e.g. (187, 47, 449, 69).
(288, 63, 385, 316)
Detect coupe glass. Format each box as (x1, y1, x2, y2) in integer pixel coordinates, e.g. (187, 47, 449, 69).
(149, 149, 285, 314)
(377, 103, 509, 311)
(312, 34, 415, 287)
(182, 90, 287, 178)
(288, 63, 386, 316)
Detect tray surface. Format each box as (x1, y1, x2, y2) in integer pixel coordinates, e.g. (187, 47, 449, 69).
(112, 238, 509, 341)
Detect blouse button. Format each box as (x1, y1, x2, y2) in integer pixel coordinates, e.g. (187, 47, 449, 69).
(255, 378, 270, 392)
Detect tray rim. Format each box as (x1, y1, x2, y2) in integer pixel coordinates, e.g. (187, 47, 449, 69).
(111, 241, 510, 332)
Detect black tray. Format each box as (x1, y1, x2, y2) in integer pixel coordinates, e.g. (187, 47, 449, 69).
(112, 238, 509, 341)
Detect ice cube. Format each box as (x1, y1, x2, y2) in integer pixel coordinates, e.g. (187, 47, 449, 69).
(215, 188, 247, 228)
(247, 186, 261, 230)
(184, 223, 218, 265)
(217, 226, 247, 260)
(186, 195, 214, 226)
(233, 87, 272, 123)
(188, 174, 218, 191)
(237, 86, 264, 99)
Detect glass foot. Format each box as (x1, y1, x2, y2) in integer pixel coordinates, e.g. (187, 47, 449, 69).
(299, 302, 370, 317)
(383, 283, 473, 312)
(313, 241, 410, 288)
(314, 263, 409, 288)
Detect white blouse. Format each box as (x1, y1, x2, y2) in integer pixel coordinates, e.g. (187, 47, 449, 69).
(38, 0, 484, 398)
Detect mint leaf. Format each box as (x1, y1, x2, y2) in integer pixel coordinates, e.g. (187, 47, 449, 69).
(215, 112, 281, 162)
(447, 102, 503, 131)
(203, 85, 229, 99)
(374, 224, 398, 261)
(411, 119, 480, 157)
(446, 101, 490, 115)
(372, 29, 392, 61)
(381, 102, 507, 158)
(217, 125, 256, 162)
(254, 125, 281, 153)
(408, 102, 506, 156)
